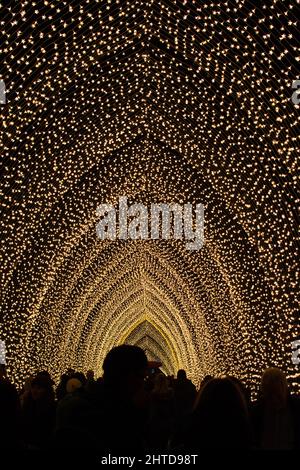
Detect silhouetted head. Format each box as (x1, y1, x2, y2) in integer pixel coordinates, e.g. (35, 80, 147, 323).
(177, 369, 187, 380)
(72, 371, 86, 386)
(30, 376, 54, 401)
(36, 370, 55, 385)
(261, 367, 289, 409)
(152, 373, 171, 395)
(0, 378, 19, 423)
(86, 370, 94, 381)
(192, 377, 250, 449)
(103, 345, 148, 395)
(66, 377, 83, 394)
(59, 373, 69, 383)
(200, 374, 213, 389)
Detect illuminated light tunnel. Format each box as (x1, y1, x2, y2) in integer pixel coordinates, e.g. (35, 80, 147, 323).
(0, 0, 299, 394)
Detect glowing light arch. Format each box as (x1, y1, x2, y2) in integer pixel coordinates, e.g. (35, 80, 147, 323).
(1, 0, 299, 394)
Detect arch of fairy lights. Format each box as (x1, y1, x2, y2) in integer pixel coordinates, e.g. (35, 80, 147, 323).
(0, 0, 299, 393)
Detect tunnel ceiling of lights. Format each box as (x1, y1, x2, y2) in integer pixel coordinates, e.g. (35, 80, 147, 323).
(1, 0, 299, 391)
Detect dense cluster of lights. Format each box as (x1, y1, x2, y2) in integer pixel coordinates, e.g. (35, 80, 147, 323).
(0, 0, 299, 393)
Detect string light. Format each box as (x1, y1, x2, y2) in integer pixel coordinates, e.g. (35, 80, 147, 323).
(0, 0, 299, 395)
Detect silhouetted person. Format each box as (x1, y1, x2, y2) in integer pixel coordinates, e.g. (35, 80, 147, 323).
(54, 345, 149, 453)
(86, 370, 95, 382)
(147, 373, 176, 450)
(56, 377, 84, 430)
(181, 378, 252, 450)
(85, 369, 95, 392)
(252, 368, 300, 449)
(21, 375, 56, 449)
(72, 371, 87, 387)
(20, 375, 34, 407)
(174, 369, 197, 418)
(56, 374, 69, 401)
(199, 374, 213, 390)
(36, 370, 55, 388)
(0, 364, 22, 449)
(90, 345, 149, 454)
(54, 376, 94, 449)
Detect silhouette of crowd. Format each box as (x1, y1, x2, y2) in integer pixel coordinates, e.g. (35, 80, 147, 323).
(0, 345, 299, 453)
